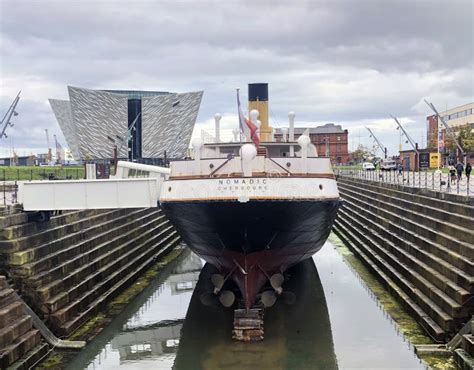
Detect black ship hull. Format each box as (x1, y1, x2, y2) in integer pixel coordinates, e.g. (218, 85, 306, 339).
(161, 198, 340, 309)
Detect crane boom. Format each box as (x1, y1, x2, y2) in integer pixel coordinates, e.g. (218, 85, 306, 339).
(424, 100, 464, 157)
(1, 91, 21, 139)
(390, 115, 419, 154)
(365, 127, 387, 158)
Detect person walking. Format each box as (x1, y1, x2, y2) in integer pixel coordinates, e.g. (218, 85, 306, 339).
(466, 162, 471, 180)
(397, 162, 403, 175)
(449, 164, 456, 184)
(456, 161, 464, 182)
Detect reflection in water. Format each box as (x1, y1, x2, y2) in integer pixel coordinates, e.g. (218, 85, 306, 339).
(68, 242, 426, 369)
(67, 250, 203, 369)
(174, 258, 337, 370)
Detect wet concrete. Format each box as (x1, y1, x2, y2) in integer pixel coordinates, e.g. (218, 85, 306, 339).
(67, 239, 428, 370)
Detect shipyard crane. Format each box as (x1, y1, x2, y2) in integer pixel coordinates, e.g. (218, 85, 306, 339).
(365, 127, 387, 158)
(390, 116, 419, 155)
(1, 91, 21, 139)
(44, 129, 52, 163)
(391, 115, 423, 170)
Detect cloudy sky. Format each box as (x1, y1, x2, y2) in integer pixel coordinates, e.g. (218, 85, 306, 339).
(0, 0, 472, 157)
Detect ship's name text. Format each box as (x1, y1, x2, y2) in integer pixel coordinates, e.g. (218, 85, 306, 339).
(217, 178, 268, 191)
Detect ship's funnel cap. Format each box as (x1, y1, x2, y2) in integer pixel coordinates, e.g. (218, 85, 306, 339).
(248, 83, 268, 102)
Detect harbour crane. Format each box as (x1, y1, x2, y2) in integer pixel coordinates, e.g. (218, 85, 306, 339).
(45, 129, 52, 163)
(365, 127, 387, 158)
(1, 91, 21, 139)
(390, 115, 419, 155)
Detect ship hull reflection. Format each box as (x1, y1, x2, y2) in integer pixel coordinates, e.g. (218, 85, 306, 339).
(173, 258, 338, 370)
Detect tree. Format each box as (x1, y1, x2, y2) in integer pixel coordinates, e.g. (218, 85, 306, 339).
(444, 124, 473, 156)
(351, 144, 372, 163)
(458, 124, 474, 152)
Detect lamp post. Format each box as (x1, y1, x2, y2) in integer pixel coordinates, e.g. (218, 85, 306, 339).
(106, 136, 118, 175)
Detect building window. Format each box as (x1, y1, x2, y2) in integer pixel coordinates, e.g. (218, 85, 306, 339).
(337, 136, 341, 141)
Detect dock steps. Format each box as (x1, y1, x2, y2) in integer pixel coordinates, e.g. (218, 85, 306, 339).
(0, 276, 44, 368)
(1, 207, 182, 338)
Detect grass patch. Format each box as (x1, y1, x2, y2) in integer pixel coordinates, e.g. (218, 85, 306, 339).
(0, 166, 85, 181)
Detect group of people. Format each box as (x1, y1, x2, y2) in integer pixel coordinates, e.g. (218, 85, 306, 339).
(449, 162, 472, 183)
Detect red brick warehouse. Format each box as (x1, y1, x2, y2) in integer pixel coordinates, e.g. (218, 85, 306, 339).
(274, 123, 349, 164)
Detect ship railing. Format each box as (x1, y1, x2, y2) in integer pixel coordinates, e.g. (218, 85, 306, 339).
(169, 156, 334, 179)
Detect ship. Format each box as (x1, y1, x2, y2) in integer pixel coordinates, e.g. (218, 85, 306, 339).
(160, 83, 340, 338)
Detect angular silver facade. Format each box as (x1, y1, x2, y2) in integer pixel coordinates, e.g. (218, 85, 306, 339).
(68, 86, 129, 159)
(142, 91, 203, 158)
(49, 86, 203, 160)
(49, 99, 81, 160)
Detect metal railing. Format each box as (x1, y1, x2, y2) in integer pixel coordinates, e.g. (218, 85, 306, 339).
(335, 169, 472, 197)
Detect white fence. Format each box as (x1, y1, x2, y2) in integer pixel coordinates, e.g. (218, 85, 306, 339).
(335, 169, 472, 197)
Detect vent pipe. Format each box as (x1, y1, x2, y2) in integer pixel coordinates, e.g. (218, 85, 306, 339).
(288, 111, 295, 156)
(214, 113, 222, 143)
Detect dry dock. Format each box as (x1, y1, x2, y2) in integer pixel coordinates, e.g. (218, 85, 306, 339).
(0, 172, 472, 369)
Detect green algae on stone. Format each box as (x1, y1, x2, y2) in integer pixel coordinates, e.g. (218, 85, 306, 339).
(69, 313, 106, 340)
(420, 354, 457, 370)
(108, 248, 184, 312)
(35, 352, 63, 369)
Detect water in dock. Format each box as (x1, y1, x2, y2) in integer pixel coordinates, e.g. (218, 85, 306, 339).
(67, 239, 426, 369)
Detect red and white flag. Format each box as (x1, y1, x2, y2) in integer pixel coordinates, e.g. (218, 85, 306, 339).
(237, 90, 260, 147)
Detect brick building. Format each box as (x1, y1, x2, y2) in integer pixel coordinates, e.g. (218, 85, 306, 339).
(274, 123, 349, 164)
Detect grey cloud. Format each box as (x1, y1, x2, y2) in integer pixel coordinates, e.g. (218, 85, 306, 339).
(0, 0, 472, 156)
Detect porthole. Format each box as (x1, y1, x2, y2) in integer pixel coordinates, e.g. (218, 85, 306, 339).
(319, 184, 323, 190)
(286, 162, 291, 167)
(168, 187, 172, 192)
(209, 163, 214, 169)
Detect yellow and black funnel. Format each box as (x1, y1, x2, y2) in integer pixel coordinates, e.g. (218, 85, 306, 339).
(248, 83, 271, 142)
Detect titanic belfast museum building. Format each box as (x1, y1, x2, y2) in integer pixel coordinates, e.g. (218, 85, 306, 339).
(49, 86, 203, 161)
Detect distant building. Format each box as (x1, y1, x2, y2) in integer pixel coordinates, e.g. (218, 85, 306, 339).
(49, 86, 203, 161)
(426, 102, 474, 150)
(274, 123, 349, 164)
(0, 155, 36, 167)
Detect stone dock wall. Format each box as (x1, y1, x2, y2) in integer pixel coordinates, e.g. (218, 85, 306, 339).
(334, 175, 473, 344)
(0, 207, 180, 368)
